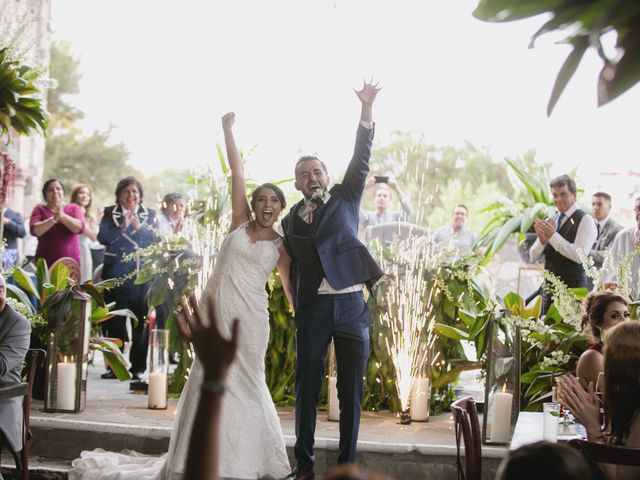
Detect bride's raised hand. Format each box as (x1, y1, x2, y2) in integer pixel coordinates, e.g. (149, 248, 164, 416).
(221, 112, 236, 131)
(178, 293, 239, 380)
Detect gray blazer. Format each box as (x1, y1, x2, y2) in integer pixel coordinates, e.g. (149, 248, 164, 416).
(0, 304, 31, 451)
(590, 218, 623, 268)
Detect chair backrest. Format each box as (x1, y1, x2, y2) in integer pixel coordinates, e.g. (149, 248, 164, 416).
(49, 256, 81, 284)
(568, 439, 640, 472)
(22, 349, 46, 434)
(451, 396, 482, 480)
(364, 221, 429, 243)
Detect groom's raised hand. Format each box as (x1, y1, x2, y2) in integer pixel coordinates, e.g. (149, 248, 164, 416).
(355, 79, 381, 123)
(355, 79, 382, 106)
(177, 293, 239, 381)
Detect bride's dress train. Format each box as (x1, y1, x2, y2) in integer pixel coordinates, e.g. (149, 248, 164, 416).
(69, 222, 290, 479)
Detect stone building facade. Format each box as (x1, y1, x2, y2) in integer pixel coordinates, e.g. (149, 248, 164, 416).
(2, 0, 51, 217)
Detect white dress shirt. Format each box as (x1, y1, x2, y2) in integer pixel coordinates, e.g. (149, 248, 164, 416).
(529, 203, 598, 264)
(603, 226, 640, 295)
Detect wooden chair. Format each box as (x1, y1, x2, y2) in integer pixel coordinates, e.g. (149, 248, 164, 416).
(0, 348, 47, 480)
(451, 396, 482, 480)
(568, 439, 640, 480)
(49, 256, 81, 284)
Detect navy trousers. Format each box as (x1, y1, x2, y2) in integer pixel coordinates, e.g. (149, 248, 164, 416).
(294, 292, 370, 470)
(102, 279, 150, 374)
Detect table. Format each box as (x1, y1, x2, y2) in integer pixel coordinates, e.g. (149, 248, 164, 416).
(510, 412, 586, 450)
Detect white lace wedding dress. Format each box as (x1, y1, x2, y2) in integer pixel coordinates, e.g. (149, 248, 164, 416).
(69, 222, 291, 480)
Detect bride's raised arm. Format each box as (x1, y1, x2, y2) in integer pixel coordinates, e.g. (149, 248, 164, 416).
(222, 112, 251, 231)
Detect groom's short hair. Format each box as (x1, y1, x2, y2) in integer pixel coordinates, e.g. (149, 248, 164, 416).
(295, 155, 328, 177)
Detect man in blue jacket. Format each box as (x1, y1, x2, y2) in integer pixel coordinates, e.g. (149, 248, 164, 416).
(282, 82, 384, 480)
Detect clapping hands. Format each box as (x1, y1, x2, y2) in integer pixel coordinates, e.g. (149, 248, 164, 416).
(534, 218, 556, 243)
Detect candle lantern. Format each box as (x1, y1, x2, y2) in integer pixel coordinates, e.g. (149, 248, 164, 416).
(482, 310, 521, 445)
(410, 341, 432, 422)
(44, 290, 91, 413)
(327, 339, 339, 421)
(148, 329, 169, 409)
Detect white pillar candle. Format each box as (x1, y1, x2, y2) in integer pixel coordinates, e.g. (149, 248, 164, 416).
(490, 390, 513, 443)
(328, 376, 339, 421)
(56, 362, 77, 411)
(148, 372, 167, 409)
(410, 377, 430, 421)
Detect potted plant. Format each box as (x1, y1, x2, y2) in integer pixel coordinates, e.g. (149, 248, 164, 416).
(6, 259, 135, 399)
(476, 158, 556, 261)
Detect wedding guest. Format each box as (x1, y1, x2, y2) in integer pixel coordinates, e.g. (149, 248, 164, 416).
(98, 177, 158, 380)
(71, 184, 98, 283)
(496, 441, 593, 480)
(603, 198, 640, 297)
(576, 291, 628, 388)
(589, 193, 622, 271)
(29, 178, 85, 266)
(360, 176, 411, 228)
(1, 207, 26, 268)
(157, 192, 188, 238)
(560, 322, 640, 480)
(433, 204, 477, 252)
(0, 274, 31, 467)
(529, 175, 597, 314)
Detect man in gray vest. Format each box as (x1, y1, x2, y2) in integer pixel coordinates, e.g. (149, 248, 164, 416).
(0, 273, 31, 475)
(529, 175, 597, 313)
(588, 192, 622, 289)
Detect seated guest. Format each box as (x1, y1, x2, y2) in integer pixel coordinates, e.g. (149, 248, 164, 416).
(560, 322, 640, 480)
(1, 207, 26, 267)
(496, 441, 593, 480)
(29, 178, 85, 267)
(576, 291, 629, 388)
(0, 274, 31, 464)
(360, 176, 411, 229)
(433, 204, 477, 252)
(603, 198, 640, 297)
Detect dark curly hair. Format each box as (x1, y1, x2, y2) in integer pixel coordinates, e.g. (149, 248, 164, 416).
(250, 183, 286, 211)
(580, 291, 628, 342)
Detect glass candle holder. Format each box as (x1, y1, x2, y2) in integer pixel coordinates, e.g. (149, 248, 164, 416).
(44, 291, 91, 413)
(410, 341, 432, 422)
(327, 339, 339, 421)
(482, 310, 521, 445)
(148, 329, 169, 410)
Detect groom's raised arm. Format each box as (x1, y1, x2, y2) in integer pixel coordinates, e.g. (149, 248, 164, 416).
(342, 81, 381, 202)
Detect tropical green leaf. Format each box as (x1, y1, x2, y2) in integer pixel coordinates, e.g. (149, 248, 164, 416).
(50, 263, 70, 291)
(547, 35, 590, 115)
(11, 267, 39, 300)
(80, 283, 106, 307)
(490, 215, 523, 255)
(433, 323, 469, 341)
(5, 284, 36, 314)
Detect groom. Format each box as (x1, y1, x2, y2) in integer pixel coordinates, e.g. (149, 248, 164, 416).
(282, 82, 384, 480)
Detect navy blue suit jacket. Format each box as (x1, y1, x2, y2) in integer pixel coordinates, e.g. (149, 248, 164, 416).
(282, 124, 384, 309)
(98, 204, 159, 280)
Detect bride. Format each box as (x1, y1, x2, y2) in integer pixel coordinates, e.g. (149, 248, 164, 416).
(70, 112, 292, 480)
